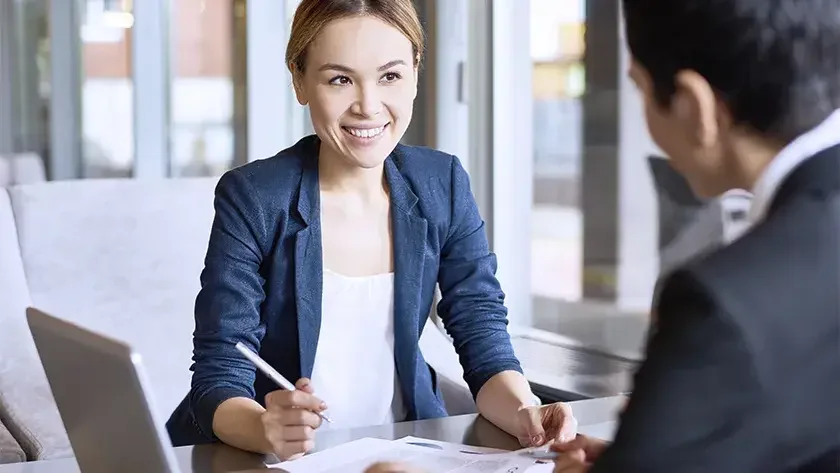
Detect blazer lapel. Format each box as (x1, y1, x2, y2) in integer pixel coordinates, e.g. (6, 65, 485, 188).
(385, 156, 428, 417)
(294, 143, 322, 379)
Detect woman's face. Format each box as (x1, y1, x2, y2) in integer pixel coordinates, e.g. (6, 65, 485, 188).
(294, 15, 418, 169)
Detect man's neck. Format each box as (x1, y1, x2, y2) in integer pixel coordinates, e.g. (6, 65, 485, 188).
(726, 135, 786, 192)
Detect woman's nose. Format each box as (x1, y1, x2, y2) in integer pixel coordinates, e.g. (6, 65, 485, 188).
(352, 85, 383, 117)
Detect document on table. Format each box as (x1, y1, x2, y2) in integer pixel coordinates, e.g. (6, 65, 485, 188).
(524, 421, 619, 472)
(268, 436, 538, 473)
(577, 421, 617, 441)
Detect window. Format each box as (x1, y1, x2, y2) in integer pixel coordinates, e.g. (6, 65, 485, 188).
(530, 0, 585, 303)
(169, 0, 241, 177)
(0, 0, 50, 161)
(526, 0, 658, 355)
(81, 0, 134, 178)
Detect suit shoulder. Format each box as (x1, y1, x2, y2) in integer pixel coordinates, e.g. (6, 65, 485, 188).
(687, 197, 835, 289)
(213, 137, 316, 222)
(227, 140, 310, 191)
(671, 199, 838, 346)
(391, 143, 459, 178)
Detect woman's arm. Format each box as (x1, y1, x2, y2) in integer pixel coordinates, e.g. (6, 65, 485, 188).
(212, 398, 272, 454)
(436, 156, 534, 439)
(189, 169, 270, 449)
(475, 371, 537, 438)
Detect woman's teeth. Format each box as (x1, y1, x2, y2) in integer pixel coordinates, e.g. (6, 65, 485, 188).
(345, 125, 386, 138)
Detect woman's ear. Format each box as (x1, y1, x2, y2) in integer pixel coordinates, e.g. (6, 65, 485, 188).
(412, 54, 422, 99)
(291, 65, 308, 106)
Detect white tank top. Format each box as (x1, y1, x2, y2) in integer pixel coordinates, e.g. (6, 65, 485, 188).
(309, 269, 407, 429)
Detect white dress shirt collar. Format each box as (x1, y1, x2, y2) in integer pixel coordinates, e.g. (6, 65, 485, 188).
(747, 109, 840, 224)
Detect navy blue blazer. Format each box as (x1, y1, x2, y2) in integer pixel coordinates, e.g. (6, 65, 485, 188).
(166, 135, 523, 446)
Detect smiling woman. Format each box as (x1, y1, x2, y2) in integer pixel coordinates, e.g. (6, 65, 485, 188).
(165, 0, 576, 464)
(286, 0, 423, 170)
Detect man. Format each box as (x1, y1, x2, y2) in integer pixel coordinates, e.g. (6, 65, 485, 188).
(552, 0, 840, 471)
(370, 0, 840, 472)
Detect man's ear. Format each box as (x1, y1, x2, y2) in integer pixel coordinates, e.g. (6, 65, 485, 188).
(291, 65, 308, 106)
(673, 70, 719, 149)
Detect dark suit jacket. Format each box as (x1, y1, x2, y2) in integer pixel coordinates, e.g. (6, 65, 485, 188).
(593, 147, 840, 472)
(166, 136, 523, 445)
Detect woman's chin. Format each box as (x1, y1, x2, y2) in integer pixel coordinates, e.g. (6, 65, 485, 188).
(339, 142, 397, 168)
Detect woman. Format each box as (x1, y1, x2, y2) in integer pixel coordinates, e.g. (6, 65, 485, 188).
(166, 0, 576, 461)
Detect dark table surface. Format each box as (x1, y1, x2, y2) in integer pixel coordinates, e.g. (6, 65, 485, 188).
(0, 396, 624, 473)
(511, 333, 637, 402)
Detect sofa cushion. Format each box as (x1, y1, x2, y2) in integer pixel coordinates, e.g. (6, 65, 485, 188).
(0, 188, 63, 461)
(0, 154, 47, 186)
(0, 419, 25, 464)
(5, 177, 217, 460)
(0, 190, 30, 465)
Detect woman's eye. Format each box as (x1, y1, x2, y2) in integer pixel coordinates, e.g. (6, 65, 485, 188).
(382, 72, 401, 83)
(329, 76, 351, 86)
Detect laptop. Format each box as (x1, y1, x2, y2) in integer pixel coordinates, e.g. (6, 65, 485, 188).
(26, 307, 182, 473)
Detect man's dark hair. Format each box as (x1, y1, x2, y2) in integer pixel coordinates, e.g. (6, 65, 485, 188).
(622, 0, 840, 143)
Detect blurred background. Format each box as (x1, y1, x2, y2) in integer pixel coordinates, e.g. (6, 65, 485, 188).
(0, 0, 666, 361)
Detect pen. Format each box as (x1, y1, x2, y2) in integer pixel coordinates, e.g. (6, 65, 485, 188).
(234, 342, 332, 423)
(519, 449, 559, 461)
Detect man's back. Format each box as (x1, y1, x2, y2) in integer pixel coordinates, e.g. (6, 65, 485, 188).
(592, 147, 840, 472)
(690, 148, 840, 471)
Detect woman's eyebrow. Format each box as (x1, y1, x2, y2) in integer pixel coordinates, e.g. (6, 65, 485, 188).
(318, 59, 407, 73)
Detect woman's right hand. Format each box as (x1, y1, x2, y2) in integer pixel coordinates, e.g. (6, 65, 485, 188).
(261, 378, 328, 461)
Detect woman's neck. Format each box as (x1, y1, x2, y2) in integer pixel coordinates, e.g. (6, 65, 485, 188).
(318, 148, 388, 200)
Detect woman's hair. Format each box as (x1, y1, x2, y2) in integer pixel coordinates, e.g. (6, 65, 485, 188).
(286, 0, 425, 75)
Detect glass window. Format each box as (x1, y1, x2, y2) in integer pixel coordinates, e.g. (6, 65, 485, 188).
(81, 0, 134, 178)
(528, 0, 657, 355)
(1, 0, 50, 161)
(169, 0, 238, 177)
(530, 0, 585, 303)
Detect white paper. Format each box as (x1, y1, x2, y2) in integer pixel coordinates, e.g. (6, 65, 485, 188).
(392, 436, 510, 455)
(525, 463, 554, 472)
(269, 436, 538, 473)
(577, 421, 617, 441)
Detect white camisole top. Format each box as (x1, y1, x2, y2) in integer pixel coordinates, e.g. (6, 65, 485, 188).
(309, 269, 407, 429)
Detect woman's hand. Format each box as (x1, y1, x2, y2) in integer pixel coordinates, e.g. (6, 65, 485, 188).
(261, 378, 327, 461)
(550, 434, 608, 473)
(517, 402, 578, 447)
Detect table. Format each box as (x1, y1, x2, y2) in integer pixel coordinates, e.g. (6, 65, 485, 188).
(0, 396, 624, 473)
(511, 333, 636, 402)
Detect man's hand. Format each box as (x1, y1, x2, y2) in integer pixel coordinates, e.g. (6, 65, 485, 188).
(517, 402, 578, 446)
(363, 462, 428, 473)
(550, 434, 608, 473)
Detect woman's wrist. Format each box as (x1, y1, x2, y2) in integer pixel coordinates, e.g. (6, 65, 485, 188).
(213, 397, 274, 454)
(476, 371, 539, 437)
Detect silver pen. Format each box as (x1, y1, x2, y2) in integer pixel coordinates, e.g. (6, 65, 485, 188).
(519, 449, 559, 460)
(234, 342, 332, 423)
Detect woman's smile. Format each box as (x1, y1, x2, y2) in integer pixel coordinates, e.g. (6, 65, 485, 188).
(341, 123, 390, 147)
